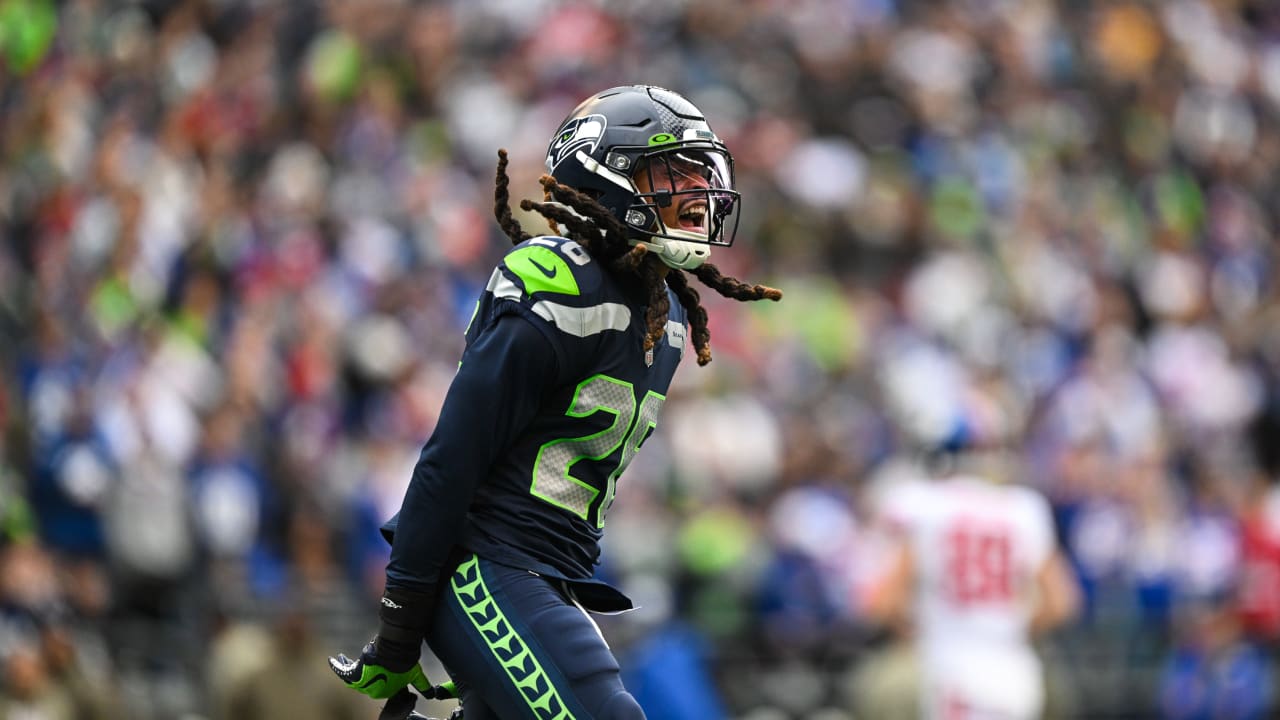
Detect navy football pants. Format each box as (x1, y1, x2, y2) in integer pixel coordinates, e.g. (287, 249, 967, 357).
(426, 554, 645, 720)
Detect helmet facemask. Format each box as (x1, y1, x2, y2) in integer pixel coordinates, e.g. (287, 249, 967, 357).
(621, 144, 739, 270)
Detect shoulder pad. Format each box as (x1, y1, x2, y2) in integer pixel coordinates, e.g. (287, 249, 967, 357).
(502, 236, 601, 298)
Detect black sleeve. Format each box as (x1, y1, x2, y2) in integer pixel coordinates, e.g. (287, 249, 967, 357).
(383, 312, 558, 597)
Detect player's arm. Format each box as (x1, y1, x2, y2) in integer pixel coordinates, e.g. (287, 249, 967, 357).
(385, 312, 558, 594)
(1029, 548, 1080, 635)
(331, 312, 559, 699)
(863, 531, 915, 634)
(1024, 490, 1081, 636)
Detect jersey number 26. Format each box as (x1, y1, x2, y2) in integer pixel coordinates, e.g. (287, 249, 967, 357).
(530, 374, 664, 528)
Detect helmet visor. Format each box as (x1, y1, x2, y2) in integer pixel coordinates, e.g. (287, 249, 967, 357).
(632, 145, 740, 247)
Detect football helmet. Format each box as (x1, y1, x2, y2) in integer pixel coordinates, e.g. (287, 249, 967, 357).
(545, 85, 740, 270)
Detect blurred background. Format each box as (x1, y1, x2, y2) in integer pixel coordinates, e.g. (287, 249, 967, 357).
(2, 0, 1280, 718)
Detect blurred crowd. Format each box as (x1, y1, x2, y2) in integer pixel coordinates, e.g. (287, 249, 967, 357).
(3, 0, 1280, 717)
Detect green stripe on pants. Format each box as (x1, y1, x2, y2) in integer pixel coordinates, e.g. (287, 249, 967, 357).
(451, 554, 577, 720)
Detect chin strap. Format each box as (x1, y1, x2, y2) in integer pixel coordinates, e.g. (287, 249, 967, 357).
(542, 199, 710, 269)
(631, 237, 710, 270)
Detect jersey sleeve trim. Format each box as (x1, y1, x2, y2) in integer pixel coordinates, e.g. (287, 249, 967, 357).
(486, 268, 632, 338)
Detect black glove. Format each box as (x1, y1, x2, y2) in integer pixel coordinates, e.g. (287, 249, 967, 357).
(329, 587, 438, 700)
(329, 638, 431, 701)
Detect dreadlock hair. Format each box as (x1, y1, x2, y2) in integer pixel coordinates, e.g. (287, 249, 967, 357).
(493, 148, 532, 245)
(492, 149, 781, 365)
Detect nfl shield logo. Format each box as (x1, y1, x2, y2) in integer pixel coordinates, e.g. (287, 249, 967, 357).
(645, 347, 654, 367)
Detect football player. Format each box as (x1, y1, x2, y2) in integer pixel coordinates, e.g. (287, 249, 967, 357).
(330, 85, 781, 719)
(867, 449, 1081, 720)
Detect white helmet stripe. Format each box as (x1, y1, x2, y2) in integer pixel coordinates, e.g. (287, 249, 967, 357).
(575, 150, 635, 193)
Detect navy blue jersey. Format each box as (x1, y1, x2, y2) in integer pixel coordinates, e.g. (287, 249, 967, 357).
(383, 236, 686, 610)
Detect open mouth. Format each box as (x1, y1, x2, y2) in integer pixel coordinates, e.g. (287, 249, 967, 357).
(677, 199, 708, 232)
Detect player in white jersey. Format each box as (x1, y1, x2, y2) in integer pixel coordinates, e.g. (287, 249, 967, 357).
(868, 459, 1081, 720)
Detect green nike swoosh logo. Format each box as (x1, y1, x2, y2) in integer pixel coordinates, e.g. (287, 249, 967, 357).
(529, 258, 557, 278)
(505, 246, 579, 296)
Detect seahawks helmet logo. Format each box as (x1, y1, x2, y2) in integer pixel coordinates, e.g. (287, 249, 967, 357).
(546, 114, 607, 171)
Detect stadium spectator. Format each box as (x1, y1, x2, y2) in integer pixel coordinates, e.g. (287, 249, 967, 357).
(2, 0, 1280, 716)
